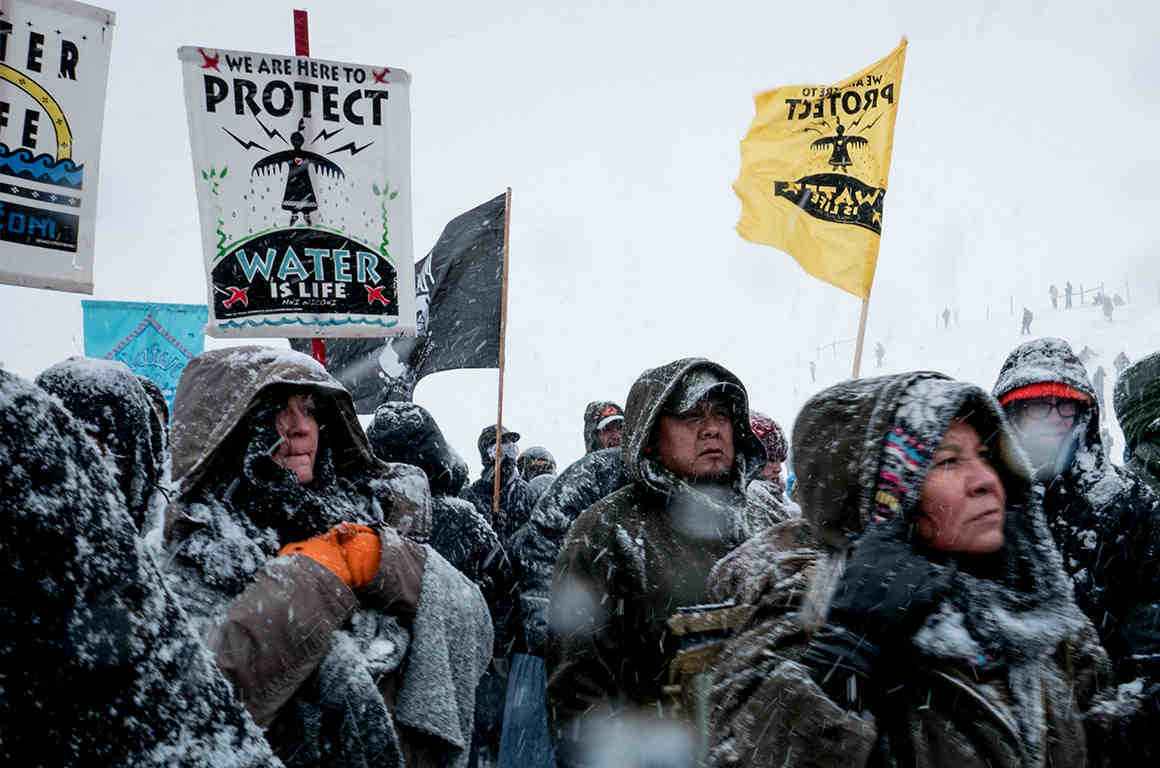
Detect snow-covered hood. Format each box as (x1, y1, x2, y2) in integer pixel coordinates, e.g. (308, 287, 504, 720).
(366, 401, 468, 496)
(36, 357, 162, 533)
(0, 368, 282, 765)
(1115, 349, 1160, 458)
(993, 337, 1111, 487)
(793, 372, 1033, 549)
(171, 346, 379, 498)
(621, 357, 765, 496)
(796, 373, 1085, 765)
(993, 337, 1101, 444)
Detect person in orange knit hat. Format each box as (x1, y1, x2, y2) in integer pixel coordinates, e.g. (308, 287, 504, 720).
(163, 347, 494, 768)
(993, 338, 1160, 763)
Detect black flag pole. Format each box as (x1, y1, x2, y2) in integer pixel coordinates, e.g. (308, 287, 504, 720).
(492, 188, 512, 519)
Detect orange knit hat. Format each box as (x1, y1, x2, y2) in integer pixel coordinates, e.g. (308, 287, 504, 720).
(998, 382, 1092, 407)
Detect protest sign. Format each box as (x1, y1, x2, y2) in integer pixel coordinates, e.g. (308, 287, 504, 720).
(178, 46, 414, 338)
(82, 300, 207, 407)
(0, 0, 115, 294)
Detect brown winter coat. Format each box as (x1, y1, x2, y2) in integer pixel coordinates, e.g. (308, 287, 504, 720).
(164, 347, 492, 768)
(707, 374, 1117, 768)
(546, 358, 766, 763)
(208, 532, 426, 726)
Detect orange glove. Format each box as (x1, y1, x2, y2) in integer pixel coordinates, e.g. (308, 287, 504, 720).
(333, 522, 382, 589)
(280, 529, 352, 585)
(280, 523, 382, 589)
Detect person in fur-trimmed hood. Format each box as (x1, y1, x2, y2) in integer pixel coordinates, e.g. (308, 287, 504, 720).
(547, 358, 766, 767)
(706, 372, 1124, 768)
(993, 340, 1160, 694)
(162, 347, 493, 768)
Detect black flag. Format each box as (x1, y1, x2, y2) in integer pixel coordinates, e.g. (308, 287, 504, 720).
(292, 193, 505, 411)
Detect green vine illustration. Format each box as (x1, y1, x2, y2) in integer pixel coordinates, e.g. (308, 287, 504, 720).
(201, 166, 231, 259)
(372, 181, 399, 261)
(200, 165, 228, 196)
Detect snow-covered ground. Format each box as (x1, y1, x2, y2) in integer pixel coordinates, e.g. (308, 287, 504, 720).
(806, 297, 1160, 465)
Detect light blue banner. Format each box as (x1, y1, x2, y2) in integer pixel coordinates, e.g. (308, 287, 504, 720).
(82, 301, 207, 408)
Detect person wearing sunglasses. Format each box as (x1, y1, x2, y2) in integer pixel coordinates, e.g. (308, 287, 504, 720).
(994, 338, 1160, 762)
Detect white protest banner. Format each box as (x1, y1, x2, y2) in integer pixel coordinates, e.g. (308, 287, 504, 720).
(0, 0, 115, 294)
(178, 46, 414, 338)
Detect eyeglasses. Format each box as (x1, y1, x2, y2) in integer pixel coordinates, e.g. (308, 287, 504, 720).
(1013, 398, 1084, 420)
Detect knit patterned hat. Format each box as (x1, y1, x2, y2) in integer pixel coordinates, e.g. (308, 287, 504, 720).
(749, 411, 788, 463)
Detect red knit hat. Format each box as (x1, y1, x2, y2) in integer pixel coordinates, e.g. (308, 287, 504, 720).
(998, 382, 1092, 407)
(749, 410, 788, 463)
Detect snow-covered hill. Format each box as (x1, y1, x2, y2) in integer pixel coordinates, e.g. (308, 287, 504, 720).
(807, 297, 1160, 465)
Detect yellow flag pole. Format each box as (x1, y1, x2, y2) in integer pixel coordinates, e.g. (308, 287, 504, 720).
(851, 293, 870, 378)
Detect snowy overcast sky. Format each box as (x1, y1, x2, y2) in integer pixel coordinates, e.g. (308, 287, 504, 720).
(1, 0, 1157, 475)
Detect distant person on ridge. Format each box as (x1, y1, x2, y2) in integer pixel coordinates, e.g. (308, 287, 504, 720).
(1115, 351, 1131, 374)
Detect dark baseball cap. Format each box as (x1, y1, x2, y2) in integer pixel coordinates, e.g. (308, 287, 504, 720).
(666, 368, 745, 416)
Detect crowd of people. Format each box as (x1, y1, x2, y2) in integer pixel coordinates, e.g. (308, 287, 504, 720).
(2, 338, 1160, 766)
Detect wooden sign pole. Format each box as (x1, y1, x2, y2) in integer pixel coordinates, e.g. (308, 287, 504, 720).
(292, 8, 327, 367)
(492, 188, 513, 520)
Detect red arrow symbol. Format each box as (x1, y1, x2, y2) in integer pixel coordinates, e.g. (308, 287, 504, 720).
(366, 285, 391, 306)
(198, 48, 220, 71)
(222, 286, 249, 308)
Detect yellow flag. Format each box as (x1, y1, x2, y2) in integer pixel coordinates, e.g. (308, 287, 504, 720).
(735, 40, 907, 299)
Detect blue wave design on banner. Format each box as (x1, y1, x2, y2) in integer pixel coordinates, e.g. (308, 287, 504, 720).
(218, 316, 400, 329)
(0, 144, 84, 189)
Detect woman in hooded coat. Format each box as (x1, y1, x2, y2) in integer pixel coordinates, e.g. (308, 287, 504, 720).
(707, 373, 1122, 768)
(162, 347, 493, 768)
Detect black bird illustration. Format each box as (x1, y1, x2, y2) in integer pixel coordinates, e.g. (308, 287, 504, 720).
(252, 119, 345, 226)
(810, 124, 868, 173)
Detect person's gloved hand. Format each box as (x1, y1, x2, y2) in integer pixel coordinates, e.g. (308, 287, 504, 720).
(800, 518, 955, 709)
(280, 523, 382, 588)
(333, 522, 382, 588)
(280, 529, 352, 584)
